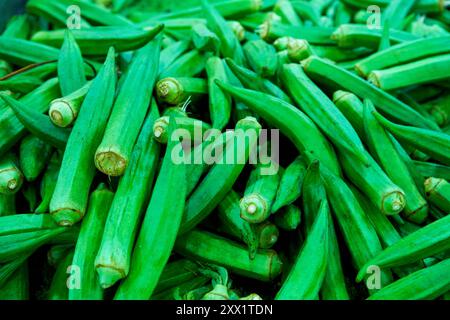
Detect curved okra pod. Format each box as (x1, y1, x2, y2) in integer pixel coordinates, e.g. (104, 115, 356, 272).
(356, 214, 450, 282)
(180, 117, 262, 234)
(50, 48, 116, 226)
(192, 23, 220, 54)
(114, 119, 186, 300)
(373, 111, 450, 166)
(156, 77, 207, 106)
(0, 154, 23, 195)
(158, 40, 191, 74)
(95, 37, 161, 177)
(253, 221, 279, 249)
(240, 164, 280, 223)
(368, 54, 450, 91)
(35, 152, 61, 213)
(275, 200, 329, 300)
(382, 0, 417, 29)
(19, 135, 53, 182)
(0, 94, 71, 150)
(273, 204, 301, 231)
(368, 258, 450, 300)
(217, 190, 259, 258)
(243, 40, 278, 78)
(95, 102, 161, 289)
(69, 183, 114, 300)
(425, 177, 450, 213)
(206, 57, 232, 130)
(0, 76, 43, 94)
(215, 80, 341, 176)
(355, 36, 450, 77)
(274, 0, 303, 26)
(175, 229, 283, 282)
(414, 161, 450, 181)
(49, 81, 92, 128)
(153, 116, 211, 144)
(363, 100, 428, 223)
(160, 49, 209, 79)
(57, 30, 87, 97)
(271, 156, 307, 213)
(32, 25, 164, 56)
(0, 37, 59, 67)
(302, 56, 440, 130)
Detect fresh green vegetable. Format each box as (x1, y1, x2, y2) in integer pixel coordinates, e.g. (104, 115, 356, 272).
(273, 204, 301, 231)
(424, 177, 450, 213)
(243, 40, 278, 78)
(0, 154, 23, 195)
(35, 152, 61, 214)
(47, 250, 74, 300)
(253, 220, 279, 249)
(157, 77, 207, 106)
(19, 135, 53, 182)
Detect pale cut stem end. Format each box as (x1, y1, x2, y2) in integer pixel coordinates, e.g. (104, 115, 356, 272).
(49, 100, 75, 128)
(96, 266, 124, 289)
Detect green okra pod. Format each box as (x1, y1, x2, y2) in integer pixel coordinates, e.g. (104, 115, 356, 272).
(47, 250, 74, 300)
(0, 153, 23, 195)
(47, 244, 73, 267)
(0, 37, 59, 67)
(35, 152, 61, 213)
(19, 135, 53, 182)
(271, 156, 307, 213)
(69, 183, 114, 300)
(273, 204, 301, 231)
(153, 115, 211, 144)
(0, 264, 29, 300)
(414, 161, 450, 181)
(114, 119, 186, 300)
(0, 76, 43, 94)
(153, 259, 202, 295)
(274, 0, 303, 26)
(192, 23, 220, 53)
(159, 40, 190, 74)
(57, 30, 87, 97)
(276, 200, 329, 300)
(253, 220, 279, 249)
(50, 48, 116, 226)
(95, 37, 161, 177)
(156, 77, 207, 106)
(425, 177, 450, 213)
(160, 49, 209, 79)
(175, 229, 283, 282)
(243, 39, 278, 78)
(95, 101, 161, 289)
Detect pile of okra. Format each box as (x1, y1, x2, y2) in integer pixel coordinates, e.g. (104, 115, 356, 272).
(0, 0, 449, 301)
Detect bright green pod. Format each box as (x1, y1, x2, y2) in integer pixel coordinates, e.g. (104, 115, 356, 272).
(153, 115, 211, 144)
(368, 54, 450, 91)
(321, 167, 393, 292)
(0, 94, 71, 150)
(95, 102, 161, 289)
(311, 46, 372, 63)
(368, 258, 450, 300)
(69, 183, 114, 300)
(273, 204, 301, 231)
(286, 39, 316, 62)
(0, 264, 29, 300)
(216, 81, 341, 176)
(35, 152, 61, 214)
(333, 90, 364, 137)
(258, 20, 335, 45)
(240, 164, 280, 223)
(0, 78, 60, 156)
(114, 119, 186, 300)
(0, 76, 44, 94)
(217, 190, 259, 258)
(156, 77, 207, 106)
(271, 156, 306, 213)
(49, 81, 92, 128)
(32, 25, 163, 56)
(253, 220, 279, 249)
(192, 23, 220, 53)
(50, 48, 116, 226)
(175, 229, 283, 282)
(374, 111, 450, 166)
(47, 250, 74, 300)
(0, 37, 59, 67)
(423, 94, 450, 128)
(341, 0, 444, 13)
(357, 214, 450, 282)
(160, 49, 209, 79)
(415, 161, 450, 181)
(301, 161, 349, 300)
(205, 57, 231, 130)
(153, 259, 202, 295)
(57, 30, 87, 97)
(26, 0, 90, 28)
(302, 56, 439, 130)
(19, 135, 53, 182)
(382, 0, 416, 28)
(0, 153, 23, 195)
(425, 177, 450, 213)
(95, 37, 161, 177)
(180, 117, 262, 234)
(227, 21, 246, 42)
(243, 40, 278, 78)
(274, 0, 303, 26)
(158, 40, 191, 74)
(276, 200, 329, 300)
(331, 24, 418, 49)
(225, 58, 292, 103)
(363, 100, 428, 223)
(201, 0, 246, 65)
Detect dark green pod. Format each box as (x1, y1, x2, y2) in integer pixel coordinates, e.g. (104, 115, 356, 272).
(47, 250, 74, 300)
(19, 135, 53, 182)
(243, 40, 278, 78)
(273, 204, 301, 231)
(253, 220, 279, 249)
(35, 152, 61, 214)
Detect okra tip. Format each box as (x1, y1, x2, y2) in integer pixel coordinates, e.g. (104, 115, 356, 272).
(49, 100, 75, 128)
(156, 78, 183, 105)
(268, 250, 283, 280)
(240, 194, 269, 223)
(381, 190, 406, 215)
(51, 208, 82, 226)
(94, 149, 128, 177)
(258, 223, 279, 248)
(0, 169, 23, 195)
(153, 116, 170, 143)
(96, 266, 124, 289)
(332, 90, 354, 105)
(256, 21, 270, 41)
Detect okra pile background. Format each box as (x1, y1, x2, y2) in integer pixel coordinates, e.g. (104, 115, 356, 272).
(0, 0, 449, 301)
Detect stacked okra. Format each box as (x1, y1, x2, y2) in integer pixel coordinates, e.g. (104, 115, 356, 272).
(0, 0, 449, 300)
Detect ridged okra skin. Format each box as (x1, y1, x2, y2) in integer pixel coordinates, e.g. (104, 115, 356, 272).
(35, 152, 61, 214)
(243, 39, 278, 78)
(69, 183, 114, 300)
(152, 116, 211, 144)
(50, 48, 116, 226)
(0, 153, 23, 195)
(95, 101, 161, 289)
(175, 229, 283, 282)
(95, 36, 161, 177)
(424, 177, 450, 213)
(19, 135, 53, 182)
(0, 38, 59, 67)
(114, 118, 186, 300)
(273, 204, 301, 231)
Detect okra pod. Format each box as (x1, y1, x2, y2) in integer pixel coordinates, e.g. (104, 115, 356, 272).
(274, 0, 303, 26)
(153, 259, 202, 295)
(159, 40, 190, 74)
(22, 183, 38, 212)
(157, 77, 207, 106)
(114, 120, 186, 300)
(50, 48, 116, 226)
(160, 49, 209, 79)
(272, 156, 307, 213)
(69, 183, 114, 300)
(95, 37, 160, 177)
(276, 200, 329, 300)
(153, 116, 211, 144)
(0, 264, 29, 300)
(254, 221, 279, 249)
(228, 21, 246, 42)
(258, 21, 335, 45)
(291, 0, 322, 25)
(35, 152, 61, 213)
(243, 40, 278, 78)
(273, 204, 301, 231)
(425, 177, 450, 213)
(382, 0, 416, 29)
(340, 0, 445, 14)
(414, 161, 450, 181)
(175, 229, 283, 282)
(47, 250, 74, 300)
(95, 102, 161, 289)
(19, 135, 53, 182)
(192, 23, 220, 54)
(0, 76, 43, 94)
(0, 37, 59, 67)
(0, 154, 23, 195)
